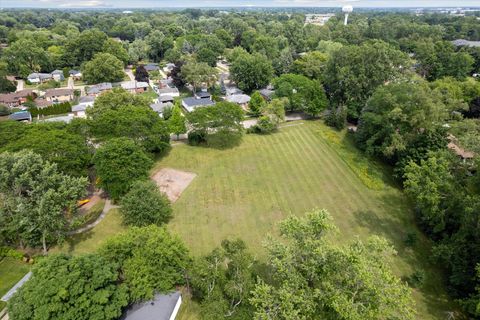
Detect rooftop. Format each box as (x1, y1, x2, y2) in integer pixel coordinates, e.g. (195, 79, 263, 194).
(226, 94, 251, 104)
(45, 88, 74, 97)
(9, 111, 32, 121)
(182, 97, 215, 112)
(121, 81, 149, 90)
(452, 39, 480, 47)
(87, 82, 112, 95)
(121, 292, 181, 320)
(150, 102, 173, 113)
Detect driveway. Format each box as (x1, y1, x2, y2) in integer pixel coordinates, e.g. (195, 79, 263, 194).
(16, 79, 24, 92)
(125, 69, 135, 81)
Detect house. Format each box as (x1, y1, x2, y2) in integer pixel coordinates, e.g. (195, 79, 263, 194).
(182, 97, 215, 113)
(87, 83, 112, 96)
(145, 63, 160, 72)
(35, 98, 54, 109)
(158, 87, 180, 98)
(51, 70, 65, 82)
(150, 102, 173, 117)
(45, 89, 75, 103)
(9, 111, 32, 122)
(451, 39, 480, 48)
(163, 63, 176, 73)
(121, 292, 182, 320)
(225, 86, 243, 96)
(121, 81, 149, 94)
(225, 94, 251, 109)
(69, 70, 82, 80)
(259, 88, 275, 101)
(0, 90, 36, 107)
(27, 73, 52, 84)
(194, 91, 211, 100)
(159, 95, 175, 104)
(71, 96, 95, 118)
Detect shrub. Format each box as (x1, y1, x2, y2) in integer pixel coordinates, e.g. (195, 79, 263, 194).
(0, 247, 23, 260)
(120, 180, 172, 227)
(404, 232, 418, 247)
(325, 105, 347, 130)
(247, 116, 277, 134)
(406, 269, 426, 288)
(29, 102, 72, 117)
(0, 104, 11, 116)
(188, 130, 207, 146)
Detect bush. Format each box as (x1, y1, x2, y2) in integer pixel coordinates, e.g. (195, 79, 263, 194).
(406, 269, 426, 288)
(120, 180, 172, 227)
(325, 105, 347, 130)
(0, 247, 23, 260)
(29, 102, 72, 117)
(248, 116, 277, 134)
(0, 104, 11, 116)
(206, 130, 242, 149)
(404, 232, 418, 247)
(188, 130, 207, 146)
(37, 80, 61, 91)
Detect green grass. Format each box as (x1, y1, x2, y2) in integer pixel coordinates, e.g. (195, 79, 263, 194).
(154, 120, 455, 320)
(139, 88, 159, 102)
(52, 209, 126, 255)
(0, 258, 31, 308)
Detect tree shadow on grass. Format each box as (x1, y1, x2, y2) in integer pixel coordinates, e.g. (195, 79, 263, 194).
(60, 230, 95, 254)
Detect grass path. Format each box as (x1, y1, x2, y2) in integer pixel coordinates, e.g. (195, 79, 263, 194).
(154, 120, 454, 319)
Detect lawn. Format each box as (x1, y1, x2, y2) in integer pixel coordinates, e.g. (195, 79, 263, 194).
(154, 120, 454, 320)
(0, 258, 31, 309)
(139, 88, 159, 102)
(52, 208, 125, 255)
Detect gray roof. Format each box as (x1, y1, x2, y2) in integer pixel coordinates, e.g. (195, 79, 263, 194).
(150, 102, 173, 113)
(195, 91, 211, 99)
(145, 64, 159, 72)
(158, 87, 179, 95)
(69, 70, 82, 75)
(45, 88, 74, 98)
(51, 70, 64, 75)
(121, 292, 181, 320)
(9, 111, 32, 121)
(225, 87, 243, 96)
(28, 73, 52, 80)
(87, 82, 112, 95)
(259, 89, 274, 99)
(121, 81, 149, 90)
(452, 39, 480, 47)
(159, 95, 175, 102)
(72, 103, 91, 112)
(182, 97, 215, 112)
(79, 96, 95, 103)
(226, 94, 250, 104)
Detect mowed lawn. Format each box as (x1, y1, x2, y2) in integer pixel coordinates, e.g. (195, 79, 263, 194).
(0, 258, 31, 309)
(155, 120, 454, 320)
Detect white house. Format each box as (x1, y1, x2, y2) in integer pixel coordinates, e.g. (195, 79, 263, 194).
(120, 81, 149, 94)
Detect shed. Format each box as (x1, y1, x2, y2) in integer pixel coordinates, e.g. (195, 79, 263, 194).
(121, 292, 182, 320)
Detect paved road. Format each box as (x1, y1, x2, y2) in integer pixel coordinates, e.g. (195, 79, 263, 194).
(16, 79, 24, 92)
(67, 76, 74, 89)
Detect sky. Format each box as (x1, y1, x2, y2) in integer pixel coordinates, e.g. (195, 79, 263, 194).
(2, 0, 480, 8)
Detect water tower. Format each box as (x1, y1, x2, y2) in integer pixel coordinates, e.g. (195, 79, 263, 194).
(342, 5, 353, 26)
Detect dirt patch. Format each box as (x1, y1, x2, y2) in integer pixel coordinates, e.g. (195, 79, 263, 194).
(151, 168, 197, 202)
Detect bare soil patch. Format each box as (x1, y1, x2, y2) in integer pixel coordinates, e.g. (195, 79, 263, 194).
(151, 168, 197, 202)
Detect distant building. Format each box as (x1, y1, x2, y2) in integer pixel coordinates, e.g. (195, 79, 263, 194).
(71, 96, 95, 118)
(121, 292, 182, 320)
(144, 63, 160, 72)
(150, 102, 173, 117)
(304, 13, 335, 26)
(87, 83, 112, 96)
(51, 70, 65, 82)
(9, 111, 32, 122)
(163, 63, 176, 73)
(69, 70, 82, 80)
(44, 88, 75, 103)
(225, 94, 251, 109)
(259, 88, 275, 101)
(194, 91, 211, 100)
(121, 81, 149, 94)
(452, 39, 480, 48)
(0, 90, 36, 107)
(27, 73, 52, 84)
(158, 87, 180, 98)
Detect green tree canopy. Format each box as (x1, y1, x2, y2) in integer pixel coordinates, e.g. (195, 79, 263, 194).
(8, 254, 128, 320)
(324, 40, 410, 120)
(82, 53, 124, 84)
(102, 38, 129, 66)
(120, 180, 172, 227)
(92, 138, 153, 200)
(0, 151, 87, 253)
(230, 52, 273, 93)
(273, 73, 328, 117)
(99, 225, 190, 302)
(250, 209, 415, 320)
(2, 39, 51, 78)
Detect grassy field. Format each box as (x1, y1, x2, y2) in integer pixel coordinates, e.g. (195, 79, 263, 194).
(52, 209, 125, 255)
(0, 258, 31, 309)
(154, 120, 454, 320)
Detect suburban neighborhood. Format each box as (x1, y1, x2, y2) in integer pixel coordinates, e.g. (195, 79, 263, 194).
(0, 3, 480, 320)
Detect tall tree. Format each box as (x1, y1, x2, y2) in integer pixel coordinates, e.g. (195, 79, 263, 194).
(92, 138, 153, 200)
(99, 225, 190, 302)
(230, 52, 273, 93)
(180, 61, 217, 93)
(324, 40, 410, 120)
(8, 254, 129, 320)
(169, 105, 187, 139)
(250, 209, 415, 320)
(0, 151, 87, 253)
(82, 53, 124, 84)
(102, 38, 129, 66)
(2, 39, 51, 78)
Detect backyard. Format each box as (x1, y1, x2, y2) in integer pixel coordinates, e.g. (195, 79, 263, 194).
(3, 120, 454, 319)
(154, 120, 454, 320)
(0, 258, 31, 310)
